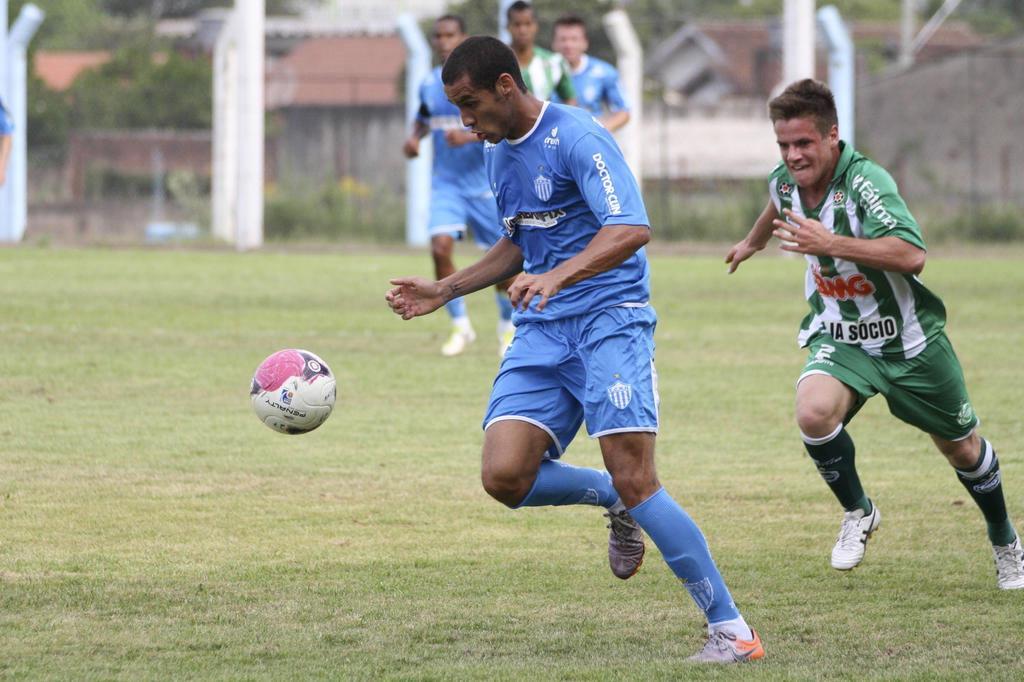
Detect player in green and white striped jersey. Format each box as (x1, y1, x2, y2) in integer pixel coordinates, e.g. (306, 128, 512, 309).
(506, 1, 576, 104)
(726, 79, 1024, 589)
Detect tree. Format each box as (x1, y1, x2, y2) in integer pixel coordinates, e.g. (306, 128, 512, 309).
(68, 45, 213, 130)
(100, 1, 298, 19)
(26, 74, 70, 149)
(10, 0, 142, 50)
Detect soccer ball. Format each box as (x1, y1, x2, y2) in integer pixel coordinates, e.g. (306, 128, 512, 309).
(250, 349, 337, 434)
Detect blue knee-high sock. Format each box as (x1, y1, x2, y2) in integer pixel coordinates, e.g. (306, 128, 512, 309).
(495, 292, 514, 322)
(628, 488, 741, 625)
(445, 297, 467, 321)
(516, 460, 620, 508)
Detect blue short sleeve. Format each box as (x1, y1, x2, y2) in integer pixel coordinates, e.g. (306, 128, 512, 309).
(566, 132, 648, 228)
(414, 80, 429, 125)
(603, 68, 629, 112)
(0, 103, 13, 135)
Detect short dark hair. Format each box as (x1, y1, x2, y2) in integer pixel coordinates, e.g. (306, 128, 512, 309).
(507, 1, 534, 21)
(553, 13, 587, 35)
(442, 35, 528, 93)
(768, 79, 838, 136)
(435, 14, 466, 34)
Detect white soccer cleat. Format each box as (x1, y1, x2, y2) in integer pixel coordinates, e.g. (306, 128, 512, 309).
(441, 325, 476, 357)
(831, 504, 881, 570)
(497, 321, 515, 357)
(993, 536, 1024, 590)
(687, 630, 765, 664)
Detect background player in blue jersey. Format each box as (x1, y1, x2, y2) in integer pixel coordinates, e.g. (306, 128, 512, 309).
(552, 14, 630, 132)
(402, 15, 515, 356)
(386, 36, 764, 664)
(0, 96, 13, 187)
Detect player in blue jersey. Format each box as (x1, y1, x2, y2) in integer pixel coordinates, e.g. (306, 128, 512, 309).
(386, 36, 764, 664)
(552, 14, 630, 132)
(402, 15, 515, 357)
(0, 96, 13, 187)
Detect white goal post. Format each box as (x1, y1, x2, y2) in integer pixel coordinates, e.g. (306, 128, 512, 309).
(212, 0, 264, 251)
(0, 2, 44, 244)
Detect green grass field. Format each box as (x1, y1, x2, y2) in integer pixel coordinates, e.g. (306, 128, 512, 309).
(2, 245, 1023, 680)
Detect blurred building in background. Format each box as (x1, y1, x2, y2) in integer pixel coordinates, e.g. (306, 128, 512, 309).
(641, 18, 985, 181)
(859, 36, 1024, 221)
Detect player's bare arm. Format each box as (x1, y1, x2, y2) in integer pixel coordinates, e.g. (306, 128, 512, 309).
(509, 225, 649, 312)
(600, 110, 630, 133)
(402, 120, 430, 158)
(443, 129, 479, 147)
(773, 208, 926, 274)
(0, 133, 10, 186)
(387, 238, 524, 320)
(726, 200, 779, 273)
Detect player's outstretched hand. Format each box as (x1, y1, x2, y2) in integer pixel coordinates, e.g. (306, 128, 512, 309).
(508, 271, 563, 313)
(402, 137, 420, 159)
(773, 209, 836, 256)
(386, 277, 445, 320)
(725, 239, 762, 274)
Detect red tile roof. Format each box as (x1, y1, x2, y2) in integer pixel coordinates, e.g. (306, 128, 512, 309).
(266, 35, 405, 108)
(34, 51, 111, 91)
(695, 19, 985, 97)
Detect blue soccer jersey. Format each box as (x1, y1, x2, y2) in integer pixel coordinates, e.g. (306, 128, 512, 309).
(484, 102, 650, 323)
(416, 66, 489, 194)
(557, 55, 629, 117)
(0, 99, 13, 135)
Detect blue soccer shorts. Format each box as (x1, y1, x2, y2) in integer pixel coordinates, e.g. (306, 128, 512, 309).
(428, 186, 503, 249)
(482, 304, 660, 459)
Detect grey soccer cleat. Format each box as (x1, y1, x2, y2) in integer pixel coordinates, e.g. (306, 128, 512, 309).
(687, 630, 765, 664)
(993, 536, 1024, 590)
(605, 507, 645, 579)
(831, 504, 881, 570)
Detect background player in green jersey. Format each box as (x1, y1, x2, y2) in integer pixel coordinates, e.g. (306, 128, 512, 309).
(506, 1, 576, 104)
(726, 79, 1024, 590)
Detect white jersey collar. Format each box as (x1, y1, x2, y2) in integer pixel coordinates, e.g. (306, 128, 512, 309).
(571, 54, 589, 76)
(507, 100, 550, 146)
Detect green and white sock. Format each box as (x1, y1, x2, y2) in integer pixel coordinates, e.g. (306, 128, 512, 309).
(955, 438, 1017, 546)
(802, 424, 871, 514)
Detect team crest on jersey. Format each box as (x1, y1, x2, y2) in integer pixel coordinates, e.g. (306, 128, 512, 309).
(832, 190, 846, 206)
(957, 401, 975, 426)
(607, 380, 632, 410)
(779, 182, 793, 196)
(534, 174, 553, 202)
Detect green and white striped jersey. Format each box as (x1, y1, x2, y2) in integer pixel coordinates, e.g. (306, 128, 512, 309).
(521, 47, 576, 102)
(768, 142, 947, 360)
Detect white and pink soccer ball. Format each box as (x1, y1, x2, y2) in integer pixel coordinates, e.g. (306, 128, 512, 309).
(250, 349, 337, 434)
